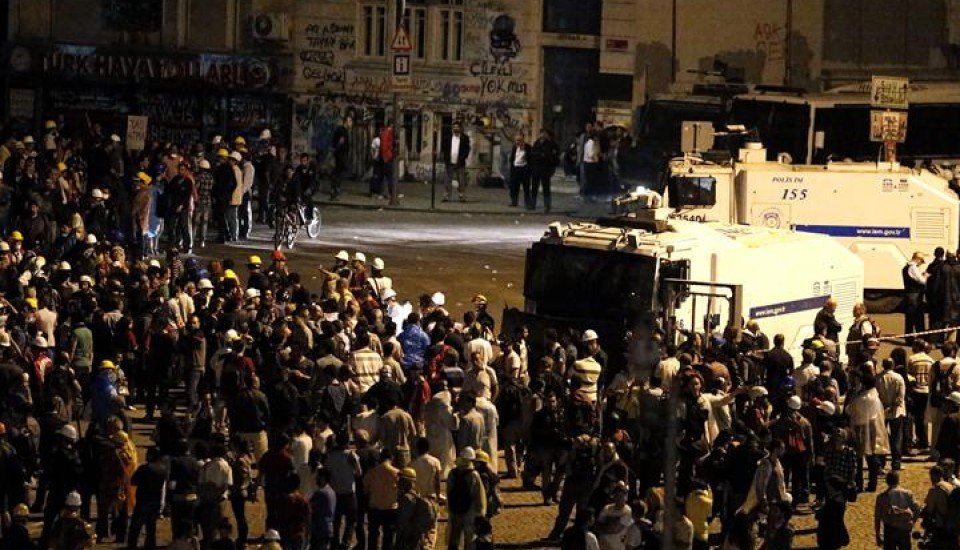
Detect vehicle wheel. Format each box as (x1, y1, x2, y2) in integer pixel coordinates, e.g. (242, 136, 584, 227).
(284, 215, 298, 249)
(306, 208, 322, 238)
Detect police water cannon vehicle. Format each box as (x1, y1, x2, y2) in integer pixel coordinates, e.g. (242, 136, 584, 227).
(503, 190, 864, 370)
(665, 139, 960, 292)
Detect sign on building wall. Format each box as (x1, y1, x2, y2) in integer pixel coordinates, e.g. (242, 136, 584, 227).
(870, 110, 908, 143)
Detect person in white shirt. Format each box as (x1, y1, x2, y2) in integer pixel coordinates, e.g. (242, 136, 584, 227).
(581, 129, 603, 198)
(792, 349, 820, 398)
(508, 134, 531, 208)
(443, 122, 471, 202)
(903, 251, 928, 337)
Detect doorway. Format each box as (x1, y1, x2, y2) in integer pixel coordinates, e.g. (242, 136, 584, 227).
(542, 47, 599, 147)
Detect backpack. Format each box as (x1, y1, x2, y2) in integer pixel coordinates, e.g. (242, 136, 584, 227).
(930, 361, 958, 408)
(848, 316, 880, 344)
(568, 435, 598, 481)
(496, 379, 529, 428)
(447, 467, 474, 515)
(781, 417, 807, 455)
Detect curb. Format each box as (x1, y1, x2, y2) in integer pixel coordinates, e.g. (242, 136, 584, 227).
(315, 200, 581, 217)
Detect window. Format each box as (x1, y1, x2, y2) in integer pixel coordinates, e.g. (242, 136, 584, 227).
(402, 111, 425, 156)
(402, 7, 428, 60)
(361, 3, 387, 57)
(438, 0, 464, 61)
(543, 0, 601, 35)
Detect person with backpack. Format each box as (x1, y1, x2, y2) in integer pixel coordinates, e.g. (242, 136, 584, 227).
(908, 339, 935, 452)
(496, 369, 530, 479)
(936, 392, 960, 466)
(921, 465, 959, 548)
(930, 342, 960, 457)
(395, 467, 437, 550)
(446, 447, 487, 550)
(874, 471, 921, 550)
(772, 395, 814, 506)
(548, 432, 599, 542)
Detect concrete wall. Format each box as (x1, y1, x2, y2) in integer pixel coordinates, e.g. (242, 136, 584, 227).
(630, 0, 826, 94)
(289, 0, 540, 176)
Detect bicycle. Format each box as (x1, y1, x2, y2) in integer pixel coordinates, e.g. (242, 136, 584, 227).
(273, 201, 321, 250)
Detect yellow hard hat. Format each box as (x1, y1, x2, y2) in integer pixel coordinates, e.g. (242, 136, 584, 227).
(10, 231, 23, 241)
(44, 120, 56, 130)
(475, 449, 490, 463)
(248, 255, 262, 266)
(12, 503, 28, 518)
(56, 162, 67, 172)
(100, 359, 117, 370)
(234, 136, 247, 145)
(216, 148, 230, 158)
(136, 172, 153, 185)
(399, 467, 417, 480)
(24, 298, 38, 309)
(472, 294, 488, 305)
(223, 269, 237, 280)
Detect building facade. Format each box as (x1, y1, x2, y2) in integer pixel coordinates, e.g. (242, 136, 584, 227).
(3, 0, 958, 179)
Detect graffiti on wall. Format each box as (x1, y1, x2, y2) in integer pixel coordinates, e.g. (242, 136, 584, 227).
(755, 22, 784, 62)
(489, 14, 521, 62)
(292, 93, 384, 157)
(299, 22, 355, 89)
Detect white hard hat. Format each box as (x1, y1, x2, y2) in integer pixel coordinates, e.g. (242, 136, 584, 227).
(85, 234, 97, 244)
(260, 129, 272, 140)
(431, 292, 445, 306)
(787, 395, 803, 410)
(459, 446, 476, 460)
(948, 391, 960, 406)
(225, 329, 241, 342)
(110, 134, 122, 142)
(229, 151, 243, 162)
(22, 135, 35, 144)
(581, 329, 599, 342)
(381, 288, 397, 301)
(65, 491, 82, 507)
(372, 257, 385, 270)
(199, 159, 211, 170)
(212, 135, 223, 144)
(59, 424, 78, 441)
(198, 278, 214, 290)
(32, 335, 48, 348)
(817, 400, 837, 415)
(149, 259, 161, 268)
(79, 275, 94, 285)
(264, 529, 281, 542)
(748, 386, 768, 399)
(91, 188, 104, 199)
(335, 250, 350, 262)
(57, 261, 71, 271)
(245, 288, 261, 299)
(353, 252, 367, 263)
(0, 242, 8, 252)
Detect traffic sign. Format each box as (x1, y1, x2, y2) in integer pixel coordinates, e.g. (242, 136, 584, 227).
(870, 76, 909, 109)
(390, 26, 412, 52)
(392, 53, 411, 89)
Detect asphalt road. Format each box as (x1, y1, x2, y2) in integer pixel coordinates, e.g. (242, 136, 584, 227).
(50, 208, 930, 548)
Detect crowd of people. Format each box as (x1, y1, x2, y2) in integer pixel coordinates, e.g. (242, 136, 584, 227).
(1, 120, 960, 550)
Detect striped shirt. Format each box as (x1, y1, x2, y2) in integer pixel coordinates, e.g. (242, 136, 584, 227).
(908, 352, 934, 392)
(350, 347, 383, 394)
(572, 357, 602, 403)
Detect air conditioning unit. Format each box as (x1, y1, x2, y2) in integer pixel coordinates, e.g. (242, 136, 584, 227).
(251, 13, 290, 41)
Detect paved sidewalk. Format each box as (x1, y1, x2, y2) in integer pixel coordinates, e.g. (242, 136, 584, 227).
(316, 173, 589, 217)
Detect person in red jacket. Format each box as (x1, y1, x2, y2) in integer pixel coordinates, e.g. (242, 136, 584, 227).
(379, 121, 398, 206)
